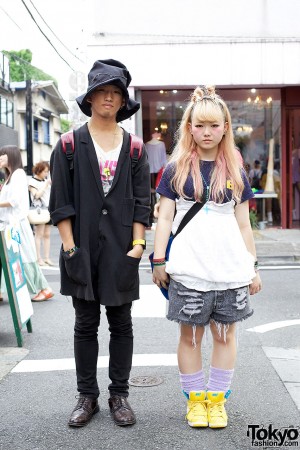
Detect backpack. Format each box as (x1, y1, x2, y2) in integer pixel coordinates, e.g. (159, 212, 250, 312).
(61, 130, 143, 175)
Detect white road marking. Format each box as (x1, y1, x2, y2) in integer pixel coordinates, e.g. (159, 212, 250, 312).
(12, 353, 178, 373)
(42, 264, 300, 272)
(132, 285, 167, 318)
(247, 319, 300, 333)
(258, 265, 300, 270)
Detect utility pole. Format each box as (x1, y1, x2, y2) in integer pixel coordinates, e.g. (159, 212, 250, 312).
(25, 78, 33, 174)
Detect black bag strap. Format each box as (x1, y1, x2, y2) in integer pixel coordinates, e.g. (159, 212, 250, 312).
(173, 201, 204, 238)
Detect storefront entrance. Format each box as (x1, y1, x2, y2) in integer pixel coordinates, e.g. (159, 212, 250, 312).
(285, 108, 300, 228)
(141, 87, 283, 227)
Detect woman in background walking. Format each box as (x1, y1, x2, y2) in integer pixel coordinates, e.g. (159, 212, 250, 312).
(0, 146, 53, 302)
(29, 161, 53, 266)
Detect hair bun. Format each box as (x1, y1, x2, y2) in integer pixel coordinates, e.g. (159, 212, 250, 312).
(191, 85, 216, 103)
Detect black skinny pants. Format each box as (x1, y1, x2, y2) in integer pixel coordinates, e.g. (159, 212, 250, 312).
(72, 298, 133, 399)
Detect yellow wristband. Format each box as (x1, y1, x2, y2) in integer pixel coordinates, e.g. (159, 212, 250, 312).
(132, 239, 146, 249)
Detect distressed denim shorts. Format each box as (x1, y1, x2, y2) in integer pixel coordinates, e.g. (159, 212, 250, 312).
(167, 280, 253, 326)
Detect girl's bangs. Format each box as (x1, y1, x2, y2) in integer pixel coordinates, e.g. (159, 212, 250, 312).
(192, 100, 224, 123)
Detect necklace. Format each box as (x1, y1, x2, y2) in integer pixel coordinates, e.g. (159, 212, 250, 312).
(200, 171, 210, 213)
(88, 123, 122, 150)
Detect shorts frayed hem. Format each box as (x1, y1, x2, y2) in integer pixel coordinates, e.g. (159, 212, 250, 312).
(210, 309, 254, 326)
(166, 308, 254, 327)
(166, 315, 209, 328)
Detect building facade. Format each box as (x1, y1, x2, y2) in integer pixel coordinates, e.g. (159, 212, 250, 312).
(81, 0, 300, 228)
(0, 52, 18, 148)
(10, 80, 68, 168)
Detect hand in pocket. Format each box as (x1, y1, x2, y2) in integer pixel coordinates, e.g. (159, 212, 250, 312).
(62, 247, 88, 286)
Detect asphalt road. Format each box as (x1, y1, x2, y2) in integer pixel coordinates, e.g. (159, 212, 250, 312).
(0, 229, 299, 450)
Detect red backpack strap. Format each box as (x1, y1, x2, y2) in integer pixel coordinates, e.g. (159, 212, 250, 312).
(61, 130, 74, 154)
(130, 134, 143, 165)
(61, 130, 75, 171)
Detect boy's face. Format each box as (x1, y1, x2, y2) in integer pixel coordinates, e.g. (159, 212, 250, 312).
(88, 84, 125, 120)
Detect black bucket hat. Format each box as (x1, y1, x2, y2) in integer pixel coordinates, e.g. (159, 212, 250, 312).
(76, 59, 140, 122)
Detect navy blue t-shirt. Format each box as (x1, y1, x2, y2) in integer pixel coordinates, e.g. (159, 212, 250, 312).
(157, 160, 254, 203)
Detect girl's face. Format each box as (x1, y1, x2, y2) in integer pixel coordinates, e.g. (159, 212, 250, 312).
(0, 154, 8, 169)
(189, 118, 228, 159)
(38, 168, 49, 180)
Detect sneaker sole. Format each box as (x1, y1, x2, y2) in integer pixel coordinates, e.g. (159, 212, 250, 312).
(188, 419, 208, 427)
(188, 422, 208, 428)
(209, 423, 227, 429)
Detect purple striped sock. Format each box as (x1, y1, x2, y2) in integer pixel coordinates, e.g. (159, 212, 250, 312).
(179, 369, 206, 395)
(206, 366, 234, 392)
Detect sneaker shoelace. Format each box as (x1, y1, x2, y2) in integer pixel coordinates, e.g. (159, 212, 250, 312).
(187, 400, 208, 419)
(209, 400, 226, 418)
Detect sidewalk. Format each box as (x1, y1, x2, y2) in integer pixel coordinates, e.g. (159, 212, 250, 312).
(145, 226, 300, 266)
(253, 228, 300, 265)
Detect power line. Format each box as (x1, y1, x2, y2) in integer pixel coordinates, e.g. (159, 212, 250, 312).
(0, 5, 22, 30)
(20, 0, 74, 71)
(28, 0, 84, 63)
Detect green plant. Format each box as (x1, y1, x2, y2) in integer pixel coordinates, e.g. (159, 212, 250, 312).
(60, 118, 72, 133)
(249, 209, 258, 229)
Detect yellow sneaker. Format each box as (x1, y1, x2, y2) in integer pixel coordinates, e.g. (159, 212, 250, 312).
(186, 391, 208, 427)
(207, 391, 228, 428)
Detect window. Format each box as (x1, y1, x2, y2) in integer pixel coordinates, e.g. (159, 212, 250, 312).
(0, 97, 6, 125)
(0, 96, 13, 128)
(33, 118, 39, 142)
(6, 100, 13, 128)
(42, 120, 50, 145)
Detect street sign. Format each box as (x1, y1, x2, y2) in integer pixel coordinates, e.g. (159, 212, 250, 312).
(0, 223, 33, 347)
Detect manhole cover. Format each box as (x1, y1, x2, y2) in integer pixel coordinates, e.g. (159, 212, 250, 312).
(129, 375, 163, 387)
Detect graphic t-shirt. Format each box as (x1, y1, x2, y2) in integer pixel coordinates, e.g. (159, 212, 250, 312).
(92, 138, 122, 196)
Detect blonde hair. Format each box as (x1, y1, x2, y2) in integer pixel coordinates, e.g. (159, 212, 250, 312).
(170, 86, 244, 203)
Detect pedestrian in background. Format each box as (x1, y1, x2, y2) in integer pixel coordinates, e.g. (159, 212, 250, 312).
(28, 161, 53, 266)
(152, 86, 262, 429)
(145, 131, 167, 224)
(0, 146, 54, 302)
(50, 59, 150, 428)
(0, 168, 5, 301)
(249, 159, 262, 190)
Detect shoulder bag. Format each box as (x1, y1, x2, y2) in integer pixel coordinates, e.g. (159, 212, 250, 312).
(149, 200, 204, 299)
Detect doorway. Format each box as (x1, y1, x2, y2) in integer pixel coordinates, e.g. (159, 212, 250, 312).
(286, 108, 300, 228)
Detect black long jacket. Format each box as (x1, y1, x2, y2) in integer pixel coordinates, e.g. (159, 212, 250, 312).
(49, 124, 150, 305)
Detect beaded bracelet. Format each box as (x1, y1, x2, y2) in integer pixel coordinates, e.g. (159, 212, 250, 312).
(254, 260, 259, 272)
(152, 261, 166, 266)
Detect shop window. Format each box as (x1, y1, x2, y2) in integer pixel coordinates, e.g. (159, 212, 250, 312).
(142, 87, 281, 226)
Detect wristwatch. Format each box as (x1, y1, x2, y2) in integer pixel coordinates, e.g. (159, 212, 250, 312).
(132, 239, 146, 250)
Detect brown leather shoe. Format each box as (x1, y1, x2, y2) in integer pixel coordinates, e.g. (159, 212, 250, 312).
(68, 396, 99, 427)
(108, 395, 136, 426)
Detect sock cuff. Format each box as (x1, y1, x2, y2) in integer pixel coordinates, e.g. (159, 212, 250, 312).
(209, 366, 234, 374)
(179, 369, 204, 381)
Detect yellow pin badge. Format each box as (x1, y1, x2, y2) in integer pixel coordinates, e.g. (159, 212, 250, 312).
(103, 167, 111, 178)
(227, 180, 233, 190)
